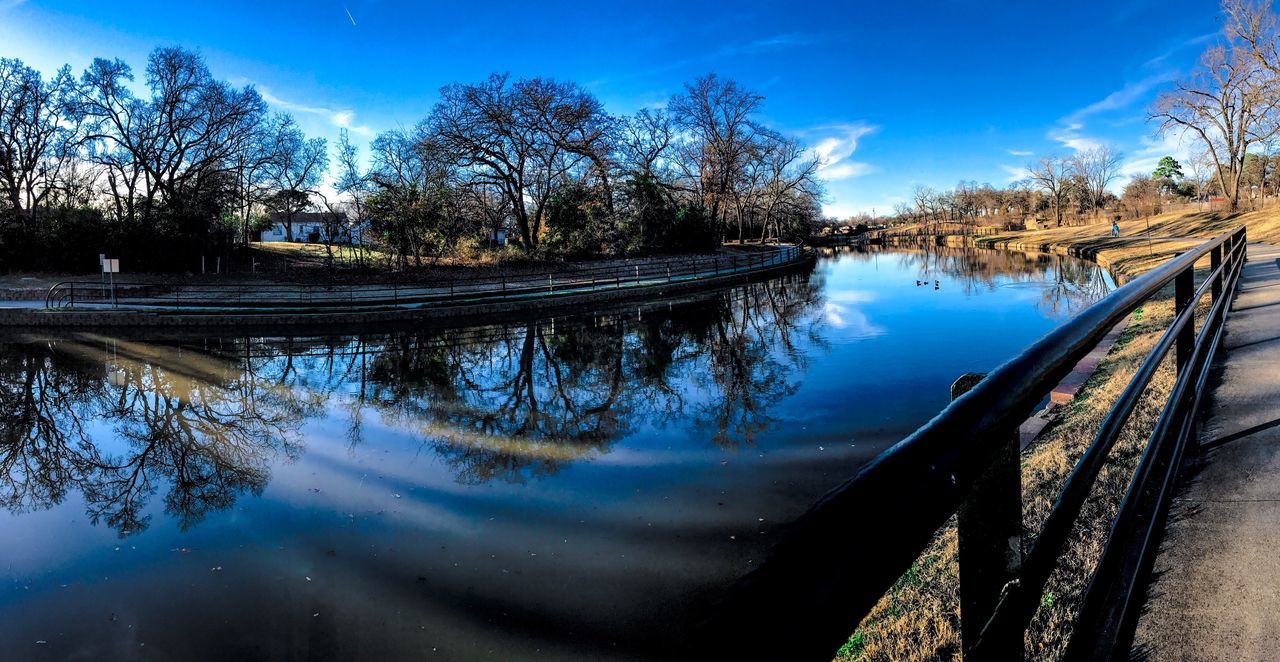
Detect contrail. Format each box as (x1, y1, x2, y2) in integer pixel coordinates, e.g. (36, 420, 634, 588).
(343, 4, 356, 26)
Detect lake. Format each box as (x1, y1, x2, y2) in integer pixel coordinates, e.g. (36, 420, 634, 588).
(0, 245, 1112, 660)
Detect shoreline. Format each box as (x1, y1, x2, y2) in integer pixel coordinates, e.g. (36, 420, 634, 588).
(0, 246, 813, 327)
(838, 223, 1244, 660)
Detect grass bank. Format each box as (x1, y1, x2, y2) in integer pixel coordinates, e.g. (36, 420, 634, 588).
(837, 208, 1243, 660)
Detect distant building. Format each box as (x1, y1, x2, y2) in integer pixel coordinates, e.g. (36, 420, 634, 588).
(260, 212, 367, 244)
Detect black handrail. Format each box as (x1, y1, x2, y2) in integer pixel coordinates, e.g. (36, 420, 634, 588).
(43, 245, 802, 311)
(694, 227, 1247, 661)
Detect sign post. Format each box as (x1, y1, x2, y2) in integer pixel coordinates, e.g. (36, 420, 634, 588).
(102, 258, 120, 308)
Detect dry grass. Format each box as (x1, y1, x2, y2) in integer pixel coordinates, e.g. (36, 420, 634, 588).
(836, 209, 1238, 661)
(839, 298, 1180, 661)
(876, 202, 1280, 247)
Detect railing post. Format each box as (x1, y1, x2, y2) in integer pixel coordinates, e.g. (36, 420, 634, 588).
(1210, 244, 1222, 304)
(1175, 267, 1194, 375)
(952, 373, 1023, 661)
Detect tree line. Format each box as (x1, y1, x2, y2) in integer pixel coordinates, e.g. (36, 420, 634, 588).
(829, 0, 1280, 234)
(0, 48, 824, 272)
(868, 146, 1127, 231)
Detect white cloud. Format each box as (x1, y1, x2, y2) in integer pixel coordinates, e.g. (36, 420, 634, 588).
(809, 123, 877, 181)
(1143, 32, 1219, 69)
(1068, 71, 1176, 120)
(1048, 122, 1103, 152)
(1007, 149, 1033, 156)
(822, 302, 884, 338)
(1121, 127, 1196, 178)
(1047, 71, 1178, 153)
(1000, 165, 1032, 182)
(258, 87, 375, 137)
(822, 161, 876, 180)
(827, 290, 876, 304)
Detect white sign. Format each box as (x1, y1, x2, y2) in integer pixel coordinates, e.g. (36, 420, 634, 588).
(102, 259, 120, 274)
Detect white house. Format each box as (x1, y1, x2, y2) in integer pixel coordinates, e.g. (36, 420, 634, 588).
(487, 228, 506, 247)
(260, 212, 367, 245)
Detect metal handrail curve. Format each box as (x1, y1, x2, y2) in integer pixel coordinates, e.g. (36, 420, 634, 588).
(696, 227, 1248, 661)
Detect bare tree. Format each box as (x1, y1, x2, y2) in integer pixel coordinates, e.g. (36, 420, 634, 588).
(230, 121, 279, 246)
(261, 114, 327, 242)
(425, 73, 610, 251)
(1071, 145, 1123, 219)
(72, 48, 267, 225)
(616, 108, 673, 180)
(0, 59, 76, 215)
(669, 74, 764, 241)
(755, 131, 822, 242)
(1151, 40, 1280, 211)
(1183, 148, 1214, 209)
(333, 128, 371, 265)
(1028, 155, 1075, 226)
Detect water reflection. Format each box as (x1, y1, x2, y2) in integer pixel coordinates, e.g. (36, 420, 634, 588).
(821, 243, 1114, 317)
(0, 247, 1113, 660)
(0, 338, 311, 535)
(0, 275, 822, 533)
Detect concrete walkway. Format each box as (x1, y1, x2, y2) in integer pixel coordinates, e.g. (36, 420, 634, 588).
(1133, 243, 1280, 660)
(18, 245, 800, 314)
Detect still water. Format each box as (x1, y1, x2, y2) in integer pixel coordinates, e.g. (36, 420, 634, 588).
(0, 246, 1111, 660)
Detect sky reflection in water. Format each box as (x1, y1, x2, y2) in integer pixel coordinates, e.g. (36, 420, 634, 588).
(0, 246, 1111, 660)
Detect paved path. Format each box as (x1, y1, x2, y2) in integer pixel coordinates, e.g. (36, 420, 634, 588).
(21, 246, 799, 313)
(1133, 243, 1280, 660)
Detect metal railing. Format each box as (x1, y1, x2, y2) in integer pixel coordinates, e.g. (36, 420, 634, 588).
(44, 245, 802, 312)
(696, 227, 1248, 660)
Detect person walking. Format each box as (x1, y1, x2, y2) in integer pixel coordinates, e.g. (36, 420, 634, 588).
(1112, 219, 1120, 238)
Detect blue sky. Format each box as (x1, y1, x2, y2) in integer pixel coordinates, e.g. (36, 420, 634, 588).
(0, 0, 1222, 217)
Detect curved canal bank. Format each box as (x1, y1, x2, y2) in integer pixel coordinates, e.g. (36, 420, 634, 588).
(874, 214, 1231, 285)
(2, 245, 809, 327)
(836, 229, 1256, 661)
(0, 244, 1113, 661)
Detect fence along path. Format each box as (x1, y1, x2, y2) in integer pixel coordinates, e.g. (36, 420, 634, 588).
(43, 245, 801, 312)
(1131, 243, 1280, 659)
(692, 228, 1247, 660)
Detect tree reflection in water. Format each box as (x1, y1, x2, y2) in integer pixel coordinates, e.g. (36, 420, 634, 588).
(822, 243, 1113, 317)
(353, 274, 822, 482)
(0, 337, 310, 535)
(0, 273, 823, 532)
